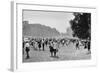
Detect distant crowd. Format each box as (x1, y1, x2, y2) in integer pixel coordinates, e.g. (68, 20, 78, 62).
(23, 37, 91, 59)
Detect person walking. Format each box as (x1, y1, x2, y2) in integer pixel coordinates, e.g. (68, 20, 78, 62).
(49, 44, 53, 57)
(42, 39, 45, 51)
(76, 40, 79, 50)
(53, 42, 58, 57)
(87, 41, 91, 54)
(25, 42, 30, 59)
(38, 41, 41, 51)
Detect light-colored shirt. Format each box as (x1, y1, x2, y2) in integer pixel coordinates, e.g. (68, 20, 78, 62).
(25, 43, 30, 48)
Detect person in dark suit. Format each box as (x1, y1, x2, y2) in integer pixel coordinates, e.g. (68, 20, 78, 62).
(88, 41, 91, 53)
(49, 46, 53, 57)
(76, 40, 79, 50)
(38, 41, 41, 51)
(42, 42, 45, 51)
(49, 43, 54, 57)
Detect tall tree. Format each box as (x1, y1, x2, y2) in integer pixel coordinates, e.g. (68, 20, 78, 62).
(70, 13, 91, 40)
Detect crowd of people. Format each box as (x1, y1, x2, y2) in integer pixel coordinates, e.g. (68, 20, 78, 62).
(23, 37, 91, 59)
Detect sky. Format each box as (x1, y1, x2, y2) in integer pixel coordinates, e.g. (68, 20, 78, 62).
(23, 10, 74, 33)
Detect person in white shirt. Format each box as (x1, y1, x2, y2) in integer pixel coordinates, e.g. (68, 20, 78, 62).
(25, 42, 30, 59)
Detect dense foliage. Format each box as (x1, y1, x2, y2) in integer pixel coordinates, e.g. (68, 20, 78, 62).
(70, 13, 91, 39)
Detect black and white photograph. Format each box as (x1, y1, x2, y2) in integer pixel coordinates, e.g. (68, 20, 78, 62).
(22, 10, 91, 63)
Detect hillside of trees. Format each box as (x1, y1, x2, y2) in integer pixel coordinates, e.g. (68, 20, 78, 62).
(23, 22, 60, 38)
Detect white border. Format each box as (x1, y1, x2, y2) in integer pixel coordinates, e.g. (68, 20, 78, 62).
(12, 2, 97, 71)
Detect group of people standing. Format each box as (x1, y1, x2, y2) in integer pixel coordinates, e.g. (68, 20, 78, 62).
(23, 37, 91, 59)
